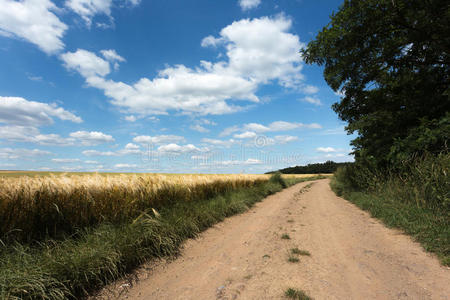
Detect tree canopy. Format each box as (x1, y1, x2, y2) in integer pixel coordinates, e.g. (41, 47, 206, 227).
(302, 0, 449, 167)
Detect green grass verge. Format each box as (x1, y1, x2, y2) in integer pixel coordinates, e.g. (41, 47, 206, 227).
(0, 175, 324, 299)
(330, 177, 450, 266)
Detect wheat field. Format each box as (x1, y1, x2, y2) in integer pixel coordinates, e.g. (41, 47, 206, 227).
(0, 173, 317, 242)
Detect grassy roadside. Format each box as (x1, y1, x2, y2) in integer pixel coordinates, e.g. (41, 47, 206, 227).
(330, 177, 449, 266)
(0, 174, 324, 299)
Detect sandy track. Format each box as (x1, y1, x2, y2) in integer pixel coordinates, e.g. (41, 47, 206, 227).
(100, 179, 449, 299)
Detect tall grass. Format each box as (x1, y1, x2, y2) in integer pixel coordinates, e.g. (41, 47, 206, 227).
(331, 153, 449, 265)
(0, 174, 269, 242)
(0, 174, 322, 299)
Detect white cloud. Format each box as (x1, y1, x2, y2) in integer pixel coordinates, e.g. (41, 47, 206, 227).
(190, 124, 209, 133)
(61, 49, 111, 78)
(0, 0, 67, 54)
(82, 150, 117, 156)
(201, 35, 223, 48)
(219, 125, 240, 137)
(69, 131, 114, 146)
(316, 147, 336, 153)
(201, 138, 237, 148)
(124, 143, 139, 150)
(0, 147, 51, 159)
(100, 49, 125, 62)
(0, 125, 74, 145)
(301, 96, 322, 106)
(0, 96, 82, 126)
(203, 158, 262, 166)
(220, 121, 321, 137)
(114, 163, 137, 169)
(157, 143, 203, 154)
(133, 135, 185, 145)
(82, 143, 142, 156)
(234, 131, 257, 139)
(84, 160, 99, 164)
(65, 0, 113, 27)
(124, 115, 137, 122)
(301, 85, 319, 94)
(243, 123, 270, 132)
(63, 15, 304, 116)
(238, 0, 261, 11)
(273, 135, 298, 144)
(52, 158, 81, 163)
(0, 125, 114, 147)
(267, 121, 321, 131)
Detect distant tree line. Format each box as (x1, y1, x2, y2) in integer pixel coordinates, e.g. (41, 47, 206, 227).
(266, 161, 352, 174)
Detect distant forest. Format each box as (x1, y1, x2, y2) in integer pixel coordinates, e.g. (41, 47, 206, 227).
(266, 161, 351, 174)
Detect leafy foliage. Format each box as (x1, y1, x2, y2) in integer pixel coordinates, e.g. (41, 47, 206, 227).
(302, 0, 449, 167)
(268, 161, 351, 174)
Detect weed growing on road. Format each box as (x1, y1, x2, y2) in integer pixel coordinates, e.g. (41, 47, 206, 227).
(288, 255, 300, 263)
(291, 248, 310, 256)
(285, 287, 313, 299)
(281, 234, 291, 240)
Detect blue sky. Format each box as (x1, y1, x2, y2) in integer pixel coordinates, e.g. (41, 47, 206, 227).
(0, 0, 354, 173)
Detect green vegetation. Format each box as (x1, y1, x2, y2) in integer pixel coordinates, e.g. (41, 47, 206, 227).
(0, 174, 322, 299)
(303, 0, 449, 265)
(302, 0, 449, 168)
(268, 161, 349, 174)
(331, 158, 450, 265)
(281, 234, 291, 240)
(285, 287, 313, 300)
(291, 248, 310, 256)
(287, 256, 300, 263)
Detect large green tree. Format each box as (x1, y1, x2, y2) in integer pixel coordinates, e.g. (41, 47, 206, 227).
(302, 0, 449, 167)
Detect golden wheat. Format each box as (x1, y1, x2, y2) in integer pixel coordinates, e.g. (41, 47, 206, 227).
(0, 173, 281, 241)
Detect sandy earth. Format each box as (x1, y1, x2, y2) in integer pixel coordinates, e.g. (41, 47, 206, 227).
(97, 179, 449, 300)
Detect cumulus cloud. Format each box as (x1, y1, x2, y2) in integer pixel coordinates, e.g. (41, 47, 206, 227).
(301, 85, 319, 94)
(69, 131, 114, 146)
(133, 135, 185, 145)
(52, 158, 81, 163)
(301, 96, 322, 106)
(100, 49, 125, 62)
(0, 125, 73, 145)
(61, 49, 111, 78)
(84, 160, 99, 164)
(0, 147, 52, 159)
(157, 143, 204, 154)
(62, 15, 305, 116)
(238, 0, 261, 11)
(0, 0, 67, 54)
(316, 147, 336, 153)
(125, 143, 139, 150)
(82, 149, 117, 156)
(0, 124, 114, 147)
(65, 0, 113, 27)
(273, 135, 298, 144)
(234, 131, 257, 139)
(114, 163, 137, 169)
(190, 124, 210, 133)
(201, 138, 237, 148)
(221, 121, 321, 137)
(0, 96, 82, 126)
(202, 158, 262, 166)
(124, 115, 137, 122)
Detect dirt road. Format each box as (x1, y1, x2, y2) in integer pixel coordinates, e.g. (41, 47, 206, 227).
(103, 179, 449, 299)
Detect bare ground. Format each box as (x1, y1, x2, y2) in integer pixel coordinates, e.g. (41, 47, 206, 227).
(97, 179, 449, 299)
